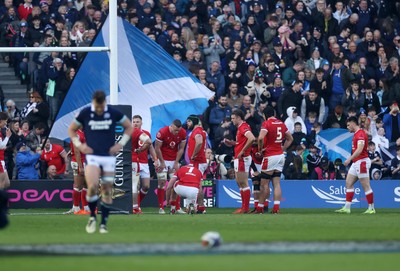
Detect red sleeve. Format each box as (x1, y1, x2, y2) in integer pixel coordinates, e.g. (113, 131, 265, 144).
(180, 128, 187, 141)
(156, 129, 164, 141)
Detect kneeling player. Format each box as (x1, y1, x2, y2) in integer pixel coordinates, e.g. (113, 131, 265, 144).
(166, 164, 202, 214)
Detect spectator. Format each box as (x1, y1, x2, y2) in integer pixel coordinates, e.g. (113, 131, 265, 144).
(324, 105, 346, 129)
(368, 141, 384, 174)
(5, 120, 24, 179)
(327, 57, 354, 111)
(267, 74, 285, 111)
(283, 145, 305, 180)
(5, 99, 21, 122)
(306, 144, 322, 176)
(23, 91, 49, 131)
(206, 61, 225, 98)
(226, 82, 243, 109)
(300, 89, 326, 124)
(224, 59, 242, 91)
(383, 102, 400, 144)
(372, 127, 389, 155)
(239, 95, 261, 136)
(383, 57, 400, 102)
(310, 156, 336, 180)
(278, 80, 303, 119)
(47, 164, 62, 180)
(363, 83, 381, 114)
(203, 36, 225, 70)
(213, 117, 235, 157)
(342, 79, 365, 115)
(390, 146, 400, 180)
(304, 111, 318, 134)
(25, 122, 46, 151)
(15, 142, 40, 180)
(208, 95, 232, 137)
(20, 120, 30, 138)
(40, 138, 68, 176)
(282, 60, 304, 90)
(203, 148, 228, 179)
(290, 122, 307, 148)
(244, 69, 269, 105)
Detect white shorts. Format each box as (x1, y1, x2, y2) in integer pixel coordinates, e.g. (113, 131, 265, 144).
(234, 155, 252, 173)
(192, 162, 208, 174)
(162, 160, 176, 173)
(348, 158, 371, 179)
(261, 154, 285, 172)
(86, 155, 116, 173)
(132, 162, 150, 178)
(174, 183, 199, 204)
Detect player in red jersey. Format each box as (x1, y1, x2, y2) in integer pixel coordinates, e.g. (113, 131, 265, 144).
(335, 116, 375, 214)
(231, 109, 255, 214)
(166, 164, 202, 215)
(131, 115, 156, 214)
(155, 119, 187, 214)
(0, 113, 11, 190)
(41, 138, 69, 175)
(185, 115, 208, 214)
(64, 129, 90, 215)
(256, 106, 293, 214)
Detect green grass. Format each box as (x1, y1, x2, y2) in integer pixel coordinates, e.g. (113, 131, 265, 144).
(1, 208, 399, 244)
(1, 208, 399, 270)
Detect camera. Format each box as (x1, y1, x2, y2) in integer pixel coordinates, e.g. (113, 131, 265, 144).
(215, 154, 232, 164)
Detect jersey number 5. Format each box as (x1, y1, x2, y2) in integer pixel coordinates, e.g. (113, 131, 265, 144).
(276, 127, 283, 143)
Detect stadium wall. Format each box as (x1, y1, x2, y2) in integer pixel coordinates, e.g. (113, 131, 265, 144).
(7, 180, 400, 209)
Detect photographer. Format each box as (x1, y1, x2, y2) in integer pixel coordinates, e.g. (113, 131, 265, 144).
(203, 148, 227, 180)
(213, 117, 235, 156)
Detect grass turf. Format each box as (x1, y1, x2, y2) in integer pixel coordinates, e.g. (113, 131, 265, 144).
(1, 208, 399, 270)
(1, 208, 399, 244)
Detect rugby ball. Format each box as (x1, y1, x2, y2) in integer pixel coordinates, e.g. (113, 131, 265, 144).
(201, 231, 222, 248)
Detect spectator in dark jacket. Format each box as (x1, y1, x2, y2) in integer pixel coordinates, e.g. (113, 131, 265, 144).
(16, 142, 40, 180)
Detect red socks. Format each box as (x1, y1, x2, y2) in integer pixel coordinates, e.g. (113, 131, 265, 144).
(365, 190, 374, 204)
(138, 189, 147, 205)
(81, 188, 88, 207)
(176, 195, 181, 210)
(242, 187, 250, 211)
(73, 188, 81, 207)
(157, 188, 165, 209)
(346, 188, 355, 203)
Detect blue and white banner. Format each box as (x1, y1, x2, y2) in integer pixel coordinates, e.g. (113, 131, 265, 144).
(316, 128, 352, 162)
(50, 17, 214, 141)
(216, 180, 400, 208)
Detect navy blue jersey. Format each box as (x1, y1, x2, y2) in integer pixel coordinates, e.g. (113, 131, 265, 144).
(75, 105, 126, 156)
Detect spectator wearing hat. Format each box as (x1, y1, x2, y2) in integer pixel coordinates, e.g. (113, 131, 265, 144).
(245, 69, 269, 105)
(305, 47, 327, 72)
(358, 108, 370, 132)
(342, 79, 365, 115)
(241, 58, 256, 89)
(285, 107, 307, 135)
(327, 57, 354, 112)
(267, 73, 285, 110)
(156, 24, 176, 50)
(271, 39, 292, 71)
(137, 2, 156, 30)
(39, 1, 52, 27)
(11, 20, 33, 85)
(306, 144, 322, 177)
(15, 142, 41, 180)
(308, 26, 327, 57)
(311, 156, 336, 180)
(248, 1, 266, 28)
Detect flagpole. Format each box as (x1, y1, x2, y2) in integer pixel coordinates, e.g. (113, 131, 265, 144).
(109, 0, 118, 105)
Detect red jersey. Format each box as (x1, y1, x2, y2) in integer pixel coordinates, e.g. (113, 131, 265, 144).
(234, 121, 252, 159)
(260, 117, 289, 156)
(41, 144, 66, 174)
(156, 126, 187, 161)
(187, 126, 207, 163)
(175, 165, 202, 188)
(132, 129, 151, 163)
(352, 129, 369, 162)
(70, 130, 86, 163)
(131, 128, 145, 162)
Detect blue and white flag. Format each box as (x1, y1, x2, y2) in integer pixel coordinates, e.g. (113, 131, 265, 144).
(316, 128, 352, 162)
(49, 17, 214, 141)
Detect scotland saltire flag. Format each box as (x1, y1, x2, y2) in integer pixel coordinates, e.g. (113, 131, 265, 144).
(316, 128, 352, 162)
(49, 17, 214, 140)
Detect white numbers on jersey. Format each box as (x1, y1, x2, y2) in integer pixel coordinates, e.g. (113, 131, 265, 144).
(276, 127, 283, 143)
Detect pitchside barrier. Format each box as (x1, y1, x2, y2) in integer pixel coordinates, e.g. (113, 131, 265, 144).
(7, 179, 400, 209)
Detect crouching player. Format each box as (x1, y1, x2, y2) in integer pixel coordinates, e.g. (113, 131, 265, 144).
(65, 129, 90, 215)
(166, 164, 202, 214)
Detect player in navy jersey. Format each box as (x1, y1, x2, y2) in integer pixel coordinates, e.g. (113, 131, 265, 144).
(68, 91, 133, 233)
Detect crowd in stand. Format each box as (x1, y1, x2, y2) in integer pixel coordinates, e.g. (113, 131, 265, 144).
(1, 0, 400, 180)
